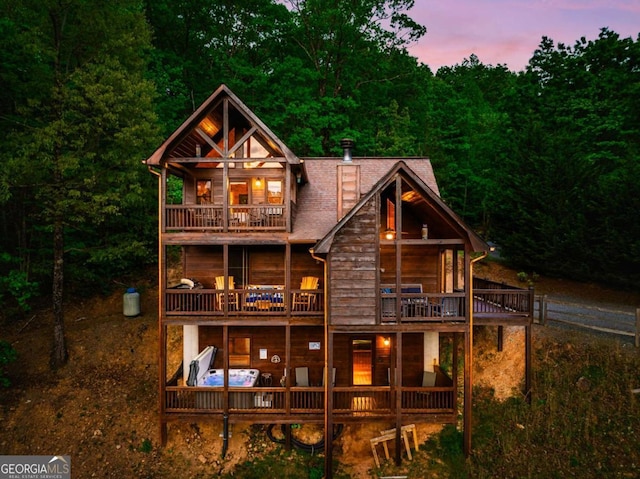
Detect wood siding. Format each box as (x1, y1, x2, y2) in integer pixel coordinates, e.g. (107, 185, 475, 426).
(248, 247, 285, 285)
(184, 246, 224, 288)
(198, 326, 326, 385)
(379, 244, 439, 293)
(328, 197, 378, 325)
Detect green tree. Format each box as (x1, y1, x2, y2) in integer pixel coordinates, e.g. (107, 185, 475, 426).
(145, 0, 292, 134)
(0, 0, 160, 367)
(274, 0, 427, 154)
(424, 55, 516, 235)
(494, 29, 640, 286)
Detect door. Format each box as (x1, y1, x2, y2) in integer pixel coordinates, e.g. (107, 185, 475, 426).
(351, 339, 373, 385)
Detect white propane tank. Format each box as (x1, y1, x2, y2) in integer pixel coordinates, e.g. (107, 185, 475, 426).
(123, 287, 141, 317)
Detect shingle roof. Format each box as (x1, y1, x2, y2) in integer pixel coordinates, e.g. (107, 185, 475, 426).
(289, 157, 439, 242)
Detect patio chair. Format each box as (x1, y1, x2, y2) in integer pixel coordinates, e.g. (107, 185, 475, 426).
(295, 367, 310, 387)
(422, 370, 437, 387)
(323, 367, 336, 387)
(292, 276, 319, 311)
(439, 297, 459, 317)
(215, 276, 239, 311)
(248, 209, 266, 227)
(387, 368, 397, 386)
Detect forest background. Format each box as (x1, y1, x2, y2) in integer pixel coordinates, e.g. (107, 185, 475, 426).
(0, 0, 638, 365)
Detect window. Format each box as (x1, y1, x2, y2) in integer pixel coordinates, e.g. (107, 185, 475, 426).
(267, 180, 282, 204)
(386, 198, 395, 230)
(197, 180, 211, 204)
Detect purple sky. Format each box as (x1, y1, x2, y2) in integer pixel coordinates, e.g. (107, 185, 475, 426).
(406, 1, 640, 72)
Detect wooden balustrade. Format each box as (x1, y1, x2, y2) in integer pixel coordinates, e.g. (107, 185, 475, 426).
(165, 204, 286, 231)
(381, 288, 532, 323)
(164, 385, 455, 416)
(401, 387, 455, 411)
(164, 288, 324, 316)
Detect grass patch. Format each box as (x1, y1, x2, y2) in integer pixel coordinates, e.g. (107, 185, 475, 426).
(466, 331, 640, 478)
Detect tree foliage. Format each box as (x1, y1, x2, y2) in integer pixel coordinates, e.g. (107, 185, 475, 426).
(0, 0, 160, 366)
(492, 29, 640, 285)
(1, 0, 639, 356)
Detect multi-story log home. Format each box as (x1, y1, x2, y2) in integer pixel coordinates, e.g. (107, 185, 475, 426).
(145, 84, 533, 475)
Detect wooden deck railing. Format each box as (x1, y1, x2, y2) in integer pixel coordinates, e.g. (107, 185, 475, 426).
(381, 292, 466, 322)
(473, 289, 533, 314)
(165, 204, 286, 231)
(165, 288, 324, 316)
(164, 385, 456, 416)
(381, 287, 533, 323)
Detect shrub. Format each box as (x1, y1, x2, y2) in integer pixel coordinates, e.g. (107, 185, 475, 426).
(0, 264, 39, 315)
(0, 340, 17, 387)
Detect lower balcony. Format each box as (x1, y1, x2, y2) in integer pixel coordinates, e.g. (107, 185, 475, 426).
(164, 385, 456, 420)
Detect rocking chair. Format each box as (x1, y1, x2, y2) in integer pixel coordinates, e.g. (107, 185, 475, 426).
(292, 276, 319, 311)
(215, 276, 239, 311)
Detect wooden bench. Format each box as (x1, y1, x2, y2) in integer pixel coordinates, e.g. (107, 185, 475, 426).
(370, 423, 418, 467)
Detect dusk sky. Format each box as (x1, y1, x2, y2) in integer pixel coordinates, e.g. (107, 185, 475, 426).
(406, 1, 640, 72)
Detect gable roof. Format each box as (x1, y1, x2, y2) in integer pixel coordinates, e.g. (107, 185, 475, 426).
(145, 84, 300, 166)
(310, 161, 489, 254)
(289, 157, 440, 242)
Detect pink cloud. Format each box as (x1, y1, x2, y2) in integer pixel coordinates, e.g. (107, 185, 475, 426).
(406, 0, 640, 71)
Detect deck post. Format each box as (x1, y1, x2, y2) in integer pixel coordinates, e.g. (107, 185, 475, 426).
(395, 331, 403, 466)
(324, 330, 334, 478)
(159, 323, 167, 445)
(525, 322, 532, 403)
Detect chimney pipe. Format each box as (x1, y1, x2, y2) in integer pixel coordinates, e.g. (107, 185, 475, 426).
(340, 138, 354, 163)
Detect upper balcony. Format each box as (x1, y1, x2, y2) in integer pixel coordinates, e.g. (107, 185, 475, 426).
(165, 204, 287, 232)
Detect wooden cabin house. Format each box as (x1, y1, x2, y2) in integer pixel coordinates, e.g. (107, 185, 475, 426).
(145, 84, 533, 474)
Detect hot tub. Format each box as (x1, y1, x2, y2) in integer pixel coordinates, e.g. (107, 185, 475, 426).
(199, 369, 260, 387)
(187, 346, 260, 387)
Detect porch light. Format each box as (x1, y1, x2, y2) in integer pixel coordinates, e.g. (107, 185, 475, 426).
(383, 337, 390, 347)
(195, 144, 201, 157)
(384, 228, 395, 240)
(255, 178, 262, 187)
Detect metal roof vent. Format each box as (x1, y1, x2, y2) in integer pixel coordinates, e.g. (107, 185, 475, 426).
(340, 138, 354, 163)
